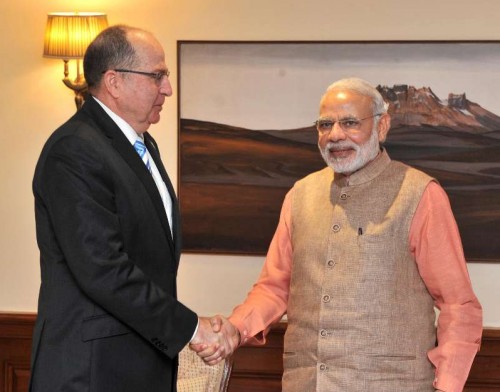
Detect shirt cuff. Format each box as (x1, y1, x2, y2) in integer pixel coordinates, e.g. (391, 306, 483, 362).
(189, 318, 199, 343)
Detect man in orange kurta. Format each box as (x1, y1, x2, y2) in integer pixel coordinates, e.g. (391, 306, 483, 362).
(201, 77, 482, 392)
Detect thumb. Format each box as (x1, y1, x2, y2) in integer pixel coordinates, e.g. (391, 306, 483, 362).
(189, 343, 207, 353)
(210, 315, 223, 333)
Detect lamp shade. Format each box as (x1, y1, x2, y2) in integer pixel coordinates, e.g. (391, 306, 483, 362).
(43, 12, 108, 59)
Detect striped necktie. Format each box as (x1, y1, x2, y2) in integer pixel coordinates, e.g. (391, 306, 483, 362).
(134, 139, 152, 173)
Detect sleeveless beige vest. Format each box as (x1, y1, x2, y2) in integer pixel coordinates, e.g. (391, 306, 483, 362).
(283, 150, 436, 392)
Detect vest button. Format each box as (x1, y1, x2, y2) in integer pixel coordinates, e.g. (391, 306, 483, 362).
(322, 294, 331, 303)
(320, 329, 328, 337)
(327, 259, 336, 268)
(319, 363, 327, 371)
(340, 193, 348, 200)
(332, 224, 340, 232)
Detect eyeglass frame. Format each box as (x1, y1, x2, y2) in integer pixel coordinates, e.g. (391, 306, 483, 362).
(314, 113, 383, 135)
(112, 68, 170, 84)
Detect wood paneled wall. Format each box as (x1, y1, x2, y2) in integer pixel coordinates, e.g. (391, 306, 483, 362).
(0, 313, 34, 392)
(1, 313, 499, 392)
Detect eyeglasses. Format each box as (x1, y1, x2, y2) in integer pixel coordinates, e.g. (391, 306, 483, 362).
(114, 68, 170, 84)
(314, 113, 382, 135)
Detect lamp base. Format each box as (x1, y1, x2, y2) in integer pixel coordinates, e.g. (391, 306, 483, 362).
(62, 59, 88, 110)
(75, 88, 88, 110)
(63, 78, 88, 110)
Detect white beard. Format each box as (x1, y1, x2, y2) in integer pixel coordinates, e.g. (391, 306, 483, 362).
(319, 128, 380, 174)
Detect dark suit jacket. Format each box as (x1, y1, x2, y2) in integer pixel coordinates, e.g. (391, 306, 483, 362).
(30, 96, 198, 392)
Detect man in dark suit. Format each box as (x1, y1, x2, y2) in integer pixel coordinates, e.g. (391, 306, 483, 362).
(30, 25, 227, 392)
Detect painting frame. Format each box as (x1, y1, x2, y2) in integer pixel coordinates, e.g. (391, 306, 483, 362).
(177, 40, 500, 262)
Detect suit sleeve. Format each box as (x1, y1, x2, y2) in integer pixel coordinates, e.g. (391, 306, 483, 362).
(38, 134, 197, 358)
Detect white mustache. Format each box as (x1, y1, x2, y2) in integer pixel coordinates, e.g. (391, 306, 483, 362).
(326, 141, 359, 152)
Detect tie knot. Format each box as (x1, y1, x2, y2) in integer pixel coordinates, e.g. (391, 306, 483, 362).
(134, 140, 147, 158)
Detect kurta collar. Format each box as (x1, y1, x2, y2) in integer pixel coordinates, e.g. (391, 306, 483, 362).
(333, 148, 391, 187)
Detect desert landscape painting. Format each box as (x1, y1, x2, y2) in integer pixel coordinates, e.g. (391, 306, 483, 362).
(178, 42, 500, 260)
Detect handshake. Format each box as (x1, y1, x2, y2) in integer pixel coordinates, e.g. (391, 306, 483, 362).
(190, 316, 240, 365)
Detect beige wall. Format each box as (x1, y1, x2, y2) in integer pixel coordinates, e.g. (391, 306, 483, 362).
(1, 0, 499, 326)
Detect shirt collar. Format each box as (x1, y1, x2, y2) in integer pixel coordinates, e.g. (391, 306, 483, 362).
(93, 97, 143, 144)
(334, 148, 391, 187)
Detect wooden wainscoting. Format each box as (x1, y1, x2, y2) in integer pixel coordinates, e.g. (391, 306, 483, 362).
(1, 313, 499, 392)
(0, 313, 35, 392)
(466, 327, 500, 391)
(228, 323, 286, 392)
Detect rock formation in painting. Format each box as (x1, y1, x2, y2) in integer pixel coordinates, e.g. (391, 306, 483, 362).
(377, 84, 500, 132)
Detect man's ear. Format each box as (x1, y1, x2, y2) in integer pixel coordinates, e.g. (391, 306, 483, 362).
(377, 113, 391, 143)
(102, 70, 120, 99)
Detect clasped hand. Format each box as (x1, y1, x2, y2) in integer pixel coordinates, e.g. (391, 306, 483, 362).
(190, 315, 240, 365)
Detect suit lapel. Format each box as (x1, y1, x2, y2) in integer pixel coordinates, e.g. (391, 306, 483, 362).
(81, 97, 176, 257)
(145, 133, 182, 261)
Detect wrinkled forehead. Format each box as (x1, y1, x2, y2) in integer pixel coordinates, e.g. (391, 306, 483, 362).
(319, 89, 374, 115)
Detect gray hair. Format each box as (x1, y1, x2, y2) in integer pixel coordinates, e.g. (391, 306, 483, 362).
(323, 77, 389, 115)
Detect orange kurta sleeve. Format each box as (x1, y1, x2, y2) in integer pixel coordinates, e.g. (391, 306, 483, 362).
(229, 190, 294, 346)
(410, 181, 482, 392)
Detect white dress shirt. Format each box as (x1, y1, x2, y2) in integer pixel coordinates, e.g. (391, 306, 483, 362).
(93, 98, 173, 236)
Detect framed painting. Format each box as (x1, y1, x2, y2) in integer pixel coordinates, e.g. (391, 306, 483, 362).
(177, 41, 500, 261)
